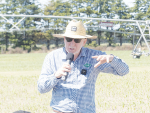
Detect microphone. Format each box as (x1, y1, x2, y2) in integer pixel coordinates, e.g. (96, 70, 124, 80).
(61, 53, 74, 81)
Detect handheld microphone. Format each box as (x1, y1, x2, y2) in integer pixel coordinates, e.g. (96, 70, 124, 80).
(61, 53, 74, 81)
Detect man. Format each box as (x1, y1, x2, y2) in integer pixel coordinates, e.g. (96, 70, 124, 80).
(37, 20, 129, 113)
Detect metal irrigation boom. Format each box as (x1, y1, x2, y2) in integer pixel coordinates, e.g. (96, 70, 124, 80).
(0, 14, 150, 57)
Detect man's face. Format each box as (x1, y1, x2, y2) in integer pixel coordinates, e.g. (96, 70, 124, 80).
(64, 37, 87, 57)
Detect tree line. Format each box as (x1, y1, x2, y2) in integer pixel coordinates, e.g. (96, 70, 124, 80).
(0, 0, 150, 52)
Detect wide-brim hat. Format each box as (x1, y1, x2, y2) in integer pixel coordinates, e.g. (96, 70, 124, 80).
(53, 20, 97, 39)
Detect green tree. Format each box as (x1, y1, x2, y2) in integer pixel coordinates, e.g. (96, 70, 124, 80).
(102, 0, 116, 46)
(0, 32, 10, 52)
(3, 32, 12, 51)
(0, 0, 42, 52)
(130, 0, 145, 46)
(44, 30, 54, 50)
(131, 0, 145, 20)
(0, 0, 20, 51)
(92, 0, 105, 45)
(43, 0, 71, 48)
(77, 0, 97, 44)
(69, 0, 84, 17)
(18, 0, 41, 51)
(143, 0, 150, 20)
(113, 0, 131, 46)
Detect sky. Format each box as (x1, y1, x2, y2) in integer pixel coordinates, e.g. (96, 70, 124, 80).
(123, 0, 135, 7)
(38, 0, 136, 8)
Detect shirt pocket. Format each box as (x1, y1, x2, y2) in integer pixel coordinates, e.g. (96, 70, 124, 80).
(78, 64, 94, 83)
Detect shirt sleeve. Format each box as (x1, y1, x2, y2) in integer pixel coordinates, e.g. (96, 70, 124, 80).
(37, 53, 60, 94)
(98, 55, 129, 76)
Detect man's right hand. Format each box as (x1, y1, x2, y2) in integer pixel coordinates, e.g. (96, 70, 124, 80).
(55, 63, 71, 79)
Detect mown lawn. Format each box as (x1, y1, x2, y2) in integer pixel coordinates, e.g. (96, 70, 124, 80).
(0, 51, 150, 113)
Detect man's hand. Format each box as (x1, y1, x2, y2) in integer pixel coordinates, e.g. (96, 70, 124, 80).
(92, 55, 114, 68)
(55, 63, 71, 79)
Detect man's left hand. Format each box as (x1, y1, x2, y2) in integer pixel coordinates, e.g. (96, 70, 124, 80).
(92, 55, 114, 68)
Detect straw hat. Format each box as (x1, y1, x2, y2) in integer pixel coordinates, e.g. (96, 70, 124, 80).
(53, 20, 97, 39)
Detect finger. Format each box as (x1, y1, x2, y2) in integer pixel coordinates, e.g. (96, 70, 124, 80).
(97, 55, 103, 61)
(55, 71, 66, 78)
(101, 56, 105, 61)
(60, 71, 67, 76)
(94, 61, 102, 68)
(63, 72, 67, 76)
(92, 56, 98, 59)
(63, 68, 71, 73)
(59, 69, 69, 76)
(63, 63, 71, 67)
(63, 64, 71, 70)
(66, 66, 71, 70)
(106, 56, 109, 63)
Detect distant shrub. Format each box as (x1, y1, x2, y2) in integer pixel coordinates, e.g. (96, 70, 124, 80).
(0, 47, 6, 54)
(41, 46, 48, 53)
(87, 44, 133, 51)
(88, 41, 98, 47)
(7, 47, 27, 54)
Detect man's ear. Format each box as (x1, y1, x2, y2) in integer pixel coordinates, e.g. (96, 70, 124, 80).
(83, 38, 87, 46)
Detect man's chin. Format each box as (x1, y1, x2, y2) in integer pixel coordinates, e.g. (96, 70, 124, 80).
(67, 49, 76, 54)
(66, 49, 80, 56)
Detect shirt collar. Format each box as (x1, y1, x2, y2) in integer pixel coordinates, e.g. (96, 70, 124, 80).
(78, 47, 86, 58)
(61, 47, 68, 60)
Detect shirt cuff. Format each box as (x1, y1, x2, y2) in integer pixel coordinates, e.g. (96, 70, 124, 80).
(52, 73, 60, 84)
(109, 56, 118, 67)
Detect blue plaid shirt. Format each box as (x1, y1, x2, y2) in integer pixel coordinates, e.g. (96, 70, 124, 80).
(38, 47, 129, 113)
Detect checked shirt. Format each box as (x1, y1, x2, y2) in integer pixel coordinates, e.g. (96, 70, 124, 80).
(38, 47, 129, 113)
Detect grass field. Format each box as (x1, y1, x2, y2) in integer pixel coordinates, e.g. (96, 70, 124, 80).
(0, 51, 150, 113)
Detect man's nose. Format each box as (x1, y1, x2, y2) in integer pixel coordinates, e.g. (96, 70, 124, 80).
(70, 39, 76, 45)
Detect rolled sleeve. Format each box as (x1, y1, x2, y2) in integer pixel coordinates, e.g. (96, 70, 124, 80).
(38, 74, 60, 94)
(98, 56, 129, 76)
(109, 56, 129, 76)
(37, 53, 60, 94)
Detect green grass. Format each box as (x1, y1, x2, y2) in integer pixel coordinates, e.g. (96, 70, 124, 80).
(0, 53, 46, 72)
(0, 51, 150, 113)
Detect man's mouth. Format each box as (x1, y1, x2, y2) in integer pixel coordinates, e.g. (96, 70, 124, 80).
(69, 48, 75, 51)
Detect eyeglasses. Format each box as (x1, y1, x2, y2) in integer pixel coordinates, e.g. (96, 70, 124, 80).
(65, 37, 82, 43)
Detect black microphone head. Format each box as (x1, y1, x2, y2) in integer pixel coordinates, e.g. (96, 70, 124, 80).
(66, 53, 74, 61)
